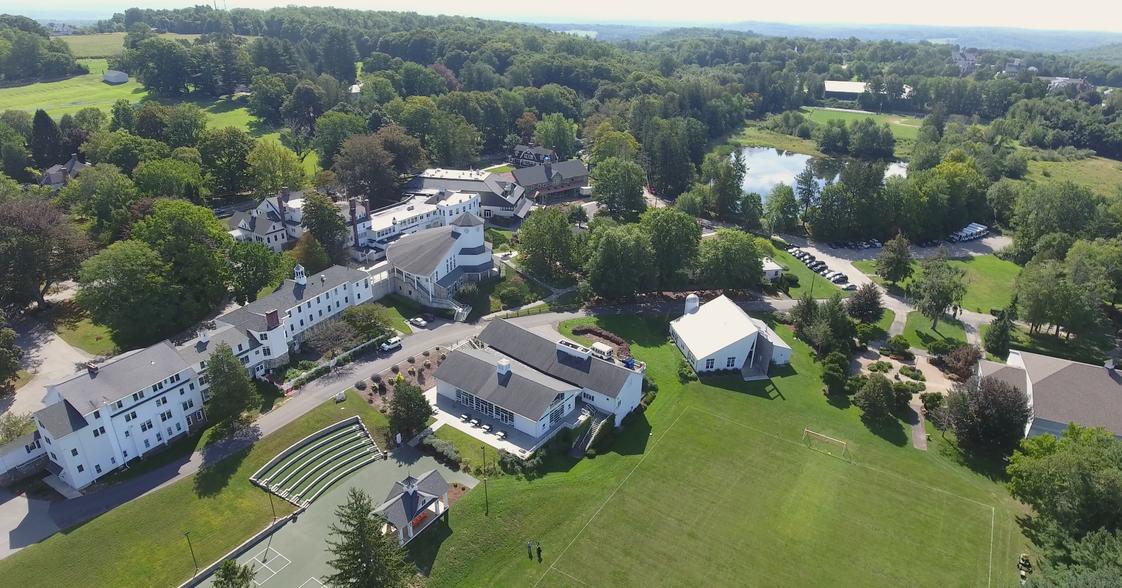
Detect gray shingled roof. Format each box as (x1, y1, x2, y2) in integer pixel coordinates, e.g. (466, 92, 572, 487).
(435, 347, 577, 420)
(376, 470, 449, 530)
(221, 265, 368, 331)
(512, 160, 588, 187)
(402, 173, 524, 206)
(1017, 352, 1122, 436)
(979, 359, 1027, 395)
(177, 322, 259, 366)
(46, 342, 189, 415)
(35, 401, 89, 438)
(451, 212, 484, 227)
(386, 226, 459, 276)
(478, 320, 634, 397)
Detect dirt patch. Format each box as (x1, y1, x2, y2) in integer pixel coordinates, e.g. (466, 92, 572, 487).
(446, 481, 470, 506)
(360, 346, 448, 410)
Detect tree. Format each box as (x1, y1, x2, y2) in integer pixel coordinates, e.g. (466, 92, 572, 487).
(794, 164, 818, 223)
(76, 240, 180, 347)
(763, 183, 800, 234)
(340, 305, 392, 341)
(133, 158, 209, 204)
(674, 185, 708, 217)
(533, 113, 578, 159)
(0, 311, 22, 397)
(876, 234, 914, 286)
(334, 134, 399, 207)
(130, 37, 191, 96)
(131, 200, 233, 322)
(246, 140, 306, 197)
(639, 208, 700, 288)
(913, 248, 967, 329)
(324, 488, 414, 588)
(854, 373, 895, 421)
(584, 224, 656, 299)
(288, 233, 332, 275)
(80, 129, 170, 173)
(281, 80, 326, 135)
(303, 192, 349, 263)
(589, 129, 639, 165)
(319, 28, 358, 82)
(945, 376, 1030, 452)
(700, 151, 747, 221)
(110, 99, 135, 132)
(212, 560, 256, 588)
(427, 112, 480, 167)
(206, 342, 260, 424)
(198, 127, 254, 196)
(592, 157, 646, 220)
(944, 345, 983, 379)
(696, 229, 762, 290)
(0, 411, 32, 442)
(30, 109, 61, 168)
(846, 283, 884, 324)
(58, 163, 139, 241)
(0, 197, 89, 310)
(229, 242, 281, 305)
(790, 292, 819, 335)
(518, 207, 574, 278)
(165, 104, 208, 149)
(372, 125, 427, 175)
(306, 319, 358, 357)
(388, 381, 434, 438)
(983, 312, 1012, 360)
(248, 74, 290, 127)
(314, 112, 367, 164)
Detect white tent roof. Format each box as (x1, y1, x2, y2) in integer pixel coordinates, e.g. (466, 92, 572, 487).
(670, 295, 759, 359)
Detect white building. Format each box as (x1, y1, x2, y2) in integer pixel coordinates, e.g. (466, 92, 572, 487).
(434, 319, 644, 443)
(402, 168, 530, 221)
(228, 190, 368, 254)
(762, 257, 785, 283)
(359, 190, 480, 253)
(30, 264, 376, 490)
(670, 294, 791, 377)
(386, 212, 495, 318)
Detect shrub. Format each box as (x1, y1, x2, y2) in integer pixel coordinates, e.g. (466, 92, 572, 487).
(920, 391, 944, 413)
(407, 367, 416, 376)
(868, 360, 892, 373)
(439, 353, 447, 361)
(390, 365, 400, 374)
(882, 335, 914, 360)
(927, 339, 957, 359)
(854, 374, 895, 421)
(407, 356, 416, 364)
(354, 380, 368, 390)
(899, 365, 925, 381)
(571, 325, 632, 359)
(372, 374, 382, 383)
(423, 360, 431, 369)
(420, 435, 461, 466)
(677, 359, 697, 382)
(422, 350, 431, 357)
(944, 345, 983, 379)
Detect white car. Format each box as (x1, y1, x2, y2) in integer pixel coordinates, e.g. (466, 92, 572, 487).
(409, 317, 428, 328)
(380, 336, 403, 352)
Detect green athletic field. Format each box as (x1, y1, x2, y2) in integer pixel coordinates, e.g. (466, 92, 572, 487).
(802, 107, 923, 141)
(0, 59, 147, 118)
(415, 315, 1028, 588)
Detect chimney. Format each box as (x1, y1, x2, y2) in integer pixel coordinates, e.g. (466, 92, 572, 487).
(543, 156, 552, 182)
(349, 198, 360, 248)
(277, 188, 288, 236)
(496, 357, 511, 376)
(265, 309, 280, 330)
(294, 264, 307, 286)
(684, 293, 700, 315)
(85, 361, 99, 377)
(199, 329, 210, 345)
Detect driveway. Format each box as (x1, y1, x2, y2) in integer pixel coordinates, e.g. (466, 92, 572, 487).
(3, 317, 92, 417)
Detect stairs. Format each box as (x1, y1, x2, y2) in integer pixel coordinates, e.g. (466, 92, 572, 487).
(571, 408, 611, 457)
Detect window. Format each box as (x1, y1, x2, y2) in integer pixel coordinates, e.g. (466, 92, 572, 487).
(176, 423, 182, 432)
(49, 452, 56, 460)
(727, 357, 736, 368)
(77, 465, 84, 473)
(140, 420, 152, 432)
(110, 457, 116, 464)
(71, 448, 78, 457)
(144, 439, 150, 449)
(167, 427, 173, 436)
(704, 358, 715, 370)
(93, 410, 100, 419)
(95, 464, 102, 474)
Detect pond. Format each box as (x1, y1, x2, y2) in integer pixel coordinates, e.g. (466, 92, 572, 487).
(738, 146, 907, 199)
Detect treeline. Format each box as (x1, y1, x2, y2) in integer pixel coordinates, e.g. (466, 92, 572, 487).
(0, 14, 87, 82)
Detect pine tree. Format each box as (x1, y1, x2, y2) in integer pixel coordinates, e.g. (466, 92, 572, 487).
(324, 488, 414, 588)
(388, 381, 434, 439)
(205, 343, 259, 424)
(984, 312, 1012, 360)
(876, 233, 914, 286)
(30, 109, 62, 168)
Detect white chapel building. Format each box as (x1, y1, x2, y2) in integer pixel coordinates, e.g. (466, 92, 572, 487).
(670, 294, 791, 377)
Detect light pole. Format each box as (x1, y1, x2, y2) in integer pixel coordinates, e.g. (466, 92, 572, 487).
(480, 444, 489, 516)
(267, 490, 276, 522)
(184, 531, 198, 575)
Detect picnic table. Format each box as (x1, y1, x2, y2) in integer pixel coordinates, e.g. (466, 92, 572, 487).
(460, 414, 470, 422)
(469, 418, 480, 427)
(481, 424, 492, 433)
(497, 431, 508, 440)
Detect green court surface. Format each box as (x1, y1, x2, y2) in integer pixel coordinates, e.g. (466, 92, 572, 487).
(536, 407, 996, 587)
(200, 446, 475, 588)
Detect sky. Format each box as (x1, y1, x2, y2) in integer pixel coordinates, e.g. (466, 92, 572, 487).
(18, 0, 1122, 34)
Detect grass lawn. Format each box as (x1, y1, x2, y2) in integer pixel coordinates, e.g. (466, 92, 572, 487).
(0, 58, 148, 119)
(863, 308, 896, 342)
(60, 33, 206, 58)
(411, 315, 1027, 587)
(853, 255, 1021, 314)
(760, 238, 845, 298)
(13, 369, 33, 391)
(433, 425, 502, 474)
(378, 294, 421, 334)
(38, 300, 118, 356)
(482, 163, 514, 173)
(903, 311, 967, 351)
(456, 271, 552, 322)
(801, 107, 922, 141)
(1023, 156, 1122, 197)
(730, 124, 824, 157)
(0, 391, 388, 588)
(980, 322, 1113, 365)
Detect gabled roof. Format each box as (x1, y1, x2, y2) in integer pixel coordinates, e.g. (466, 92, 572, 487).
(386, 226, 460, 276)
(39, 154, 87, 186)
(376, 470, 449, 530)
(511, 159, 589, 187)
(403, 169, 525, 207)
(670, 295, 759, 359)
(1014, 351, 1122, 436)
(478, 320, 635, 397)
(435, 347, 578, 420)
(221, 265, 368, 332)
(514, 144, 557, 157)
(35, 400, 89, 438)
(46, 342, 189, 416)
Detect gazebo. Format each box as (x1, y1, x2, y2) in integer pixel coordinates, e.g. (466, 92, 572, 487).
(375, 470, 450, 546)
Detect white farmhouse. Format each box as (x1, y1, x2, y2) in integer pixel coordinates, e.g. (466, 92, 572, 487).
(434, 319, 644, 444)
(762, 257, 785, 283)
(29, 264, 375, 490)
(670, 294, 791, 378)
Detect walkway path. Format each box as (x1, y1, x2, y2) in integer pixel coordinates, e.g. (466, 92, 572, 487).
(907, 398, 929, 451)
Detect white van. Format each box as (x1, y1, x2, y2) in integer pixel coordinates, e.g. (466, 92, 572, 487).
(590, 342, 614, 361)
(380, 336, 402, 353)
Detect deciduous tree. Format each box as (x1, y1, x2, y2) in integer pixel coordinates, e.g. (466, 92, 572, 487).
(229, 242, 281, 305)
(0, 311, 22, 397)
(592, 157, 646, 221)
(246, 140, 306, 197)
(76, 240, 180, 347)
(206, 342, 260, 424)
(302, 192, 349, 263)
(696, 229, 762, 290)
(913, 248, 966, 330)
(198, 127, 254, 195)
(854, 373, 895, 421)
(846, 283, 884, 324)
(639, 208, 700, 288)
(518, 207, 575, 278)
(388, 381, 434, 438)
(533, 113, 578, 159)
(584, 224, 655, 299)
(0, 197, 90, 310)
(945, 376, 1030, 452)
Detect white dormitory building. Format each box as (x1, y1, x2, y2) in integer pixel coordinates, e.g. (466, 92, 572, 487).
(401, 168, 530, 221)
(670, 294, 791, 378)
(434, 319, 644, 443)
(26, 264, 376, 490)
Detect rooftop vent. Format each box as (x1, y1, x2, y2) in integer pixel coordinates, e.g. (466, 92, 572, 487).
(497, 357, 511, 376)
(557, 339, 592, 361)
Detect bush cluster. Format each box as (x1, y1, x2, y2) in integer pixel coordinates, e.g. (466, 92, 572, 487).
(899, 365, 926, 381)
(677, 358, 697, 382)
(420, 435, 461, 467)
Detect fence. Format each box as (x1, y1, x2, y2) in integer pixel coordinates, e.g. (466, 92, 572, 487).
(497, 303, 581, 320)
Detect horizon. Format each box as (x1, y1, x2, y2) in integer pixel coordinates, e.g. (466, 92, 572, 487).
(18, 1, 1122, 35)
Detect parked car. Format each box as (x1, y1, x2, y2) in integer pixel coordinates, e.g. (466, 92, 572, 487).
(409, 317, 428, 328)
(380, 336, 403, 352)
(843, 283, 858, 291)
(831, 274, 848, 284)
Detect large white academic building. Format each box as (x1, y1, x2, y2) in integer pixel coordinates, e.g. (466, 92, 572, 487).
(28, 264, 375, 490)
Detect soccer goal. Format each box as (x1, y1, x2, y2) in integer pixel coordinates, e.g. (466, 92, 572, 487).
(802, 427, 852, 461)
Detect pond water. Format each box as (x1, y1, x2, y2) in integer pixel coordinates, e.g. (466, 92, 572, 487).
(738, 146, 907, 199)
